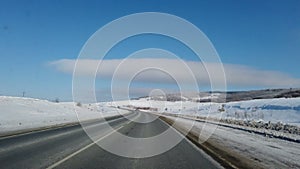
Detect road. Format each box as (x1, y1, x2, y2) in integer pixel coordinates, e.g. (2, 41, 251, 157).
(0, 111, 220, 169)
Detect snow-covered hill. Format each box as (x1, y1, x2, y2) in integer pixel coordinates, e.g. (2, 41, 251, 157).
(1, 95, 299, 136)
(0, 96, 127, 134)
(144, 88, 300, 102)
(117, 97, 300, 126)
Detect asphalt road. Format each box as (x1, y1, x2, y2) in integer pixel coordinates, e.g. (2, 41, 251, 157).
(0, 111, 220, 169)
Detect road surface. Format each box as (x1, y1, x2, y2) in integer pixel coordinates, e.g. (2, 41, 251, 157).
(0, 111, 220, 169)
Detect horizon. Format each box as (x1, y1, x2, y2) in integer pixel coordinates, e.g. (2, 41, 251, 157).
(1, 87, 299, 103)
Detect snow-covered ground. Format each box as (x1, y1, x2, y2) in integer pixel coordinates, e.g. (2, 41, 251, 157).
(164, 116, 300, 168)
(0, 96, 128, 135)
(116, 97, 300, 126)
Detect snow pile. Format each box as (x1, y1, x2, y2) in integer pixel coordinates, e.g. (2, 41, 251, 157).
(0, 96, 128, 134)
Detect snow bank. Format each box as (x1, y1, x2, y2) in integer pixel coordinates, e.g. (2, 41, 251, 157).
(116, 97, 300, 126)
(0, 96, 128, 134)
(163, 116, 300, 168)
(196, 98, 300, 126)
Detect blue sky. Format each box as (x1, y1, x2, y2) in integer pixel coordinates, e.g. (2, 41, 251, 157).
(0, 0, 300, 101)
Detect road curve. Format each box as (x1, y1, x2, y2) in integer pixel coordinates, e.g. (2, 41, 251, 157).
(0, 111, 221, 169)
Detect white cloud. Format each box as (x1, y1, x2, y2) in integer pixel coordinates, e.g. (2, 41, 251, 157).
(49, 58, 300, 88)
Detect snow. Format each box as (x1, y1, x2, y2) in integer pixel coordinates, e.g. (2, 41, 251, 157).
(0, 96, 129, 135)
(164, 116, 300, 168)
(116, 97, 300, 126)
(198, 93, 221, 100)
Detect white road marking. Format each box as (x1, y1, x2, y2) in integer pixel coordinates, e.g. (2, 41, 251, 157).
(47, 112, 140, 169)
(47, 125, 124, 169)
(46, 125, 124, 169)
